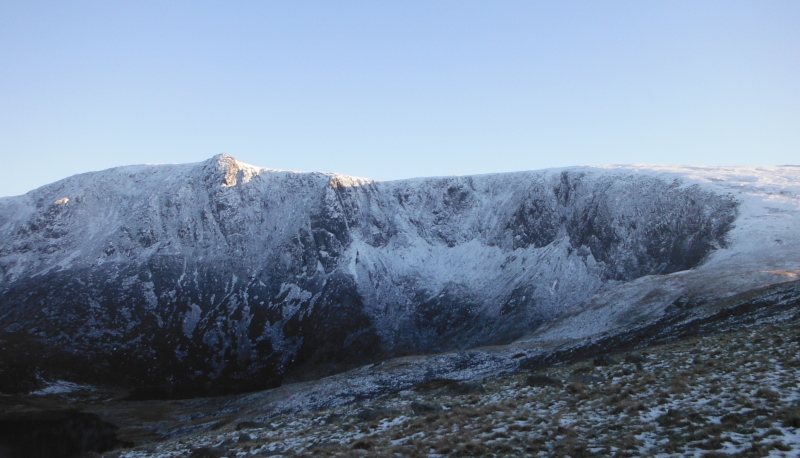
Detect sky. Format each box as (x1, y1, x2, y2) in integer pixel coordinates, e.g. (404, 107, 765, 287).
(1, 1, 798, 197)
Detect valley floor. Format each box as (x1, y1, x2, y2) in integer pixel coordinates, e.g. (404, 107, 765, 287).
(112, 316, 800, 457)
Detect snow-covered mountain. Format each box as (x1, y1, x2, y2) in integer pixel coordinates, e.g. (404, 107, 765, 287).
(1, 155, 798, 394)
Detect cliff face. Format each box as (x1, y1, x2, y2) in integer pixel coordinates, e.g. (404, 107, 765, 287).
(0, 156, 741, 393)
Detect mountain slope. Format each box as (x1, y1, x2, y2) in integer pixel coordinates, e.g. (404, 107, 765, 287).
(0, 156, 798, 394)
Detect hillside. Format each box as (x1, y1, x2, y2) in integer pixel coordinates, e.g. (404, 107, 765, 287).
(1, 156, 798, 395)
(2, 279, 798, 457)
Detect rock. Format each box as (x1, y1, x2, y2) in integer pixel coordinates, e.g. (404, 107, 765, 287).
(624, 354, 647, 364)
(238, 433, 253, 443)
(352, 439, 373, 450)
(446, 381, 486, 395)
(721, 413, 748, 426)
(525, 375, 562, 388)
(190, 447, 225, 458)
(567, 374, 602, 384)
(235, 421, 268, 431)
(656, 409, 687, 427)
(411, 402, 443, 415)
(669, 296, 707, 311)
(413, 378, 459, 392)
(593, 355, 617, 366)
(784, 416, 800, 428)
(355, 408, 399, 422)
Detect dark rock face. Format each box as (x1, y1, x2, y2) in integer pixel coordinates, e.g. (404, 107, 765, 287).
(0, 157, 739, 395)
(0, 410, 128, 458)
(526, 375, 562, 388)
(552, 171, 737, 281)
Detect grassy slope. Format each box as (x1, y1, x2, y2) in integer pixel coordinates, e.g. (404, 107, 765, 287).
(114, 316, 800, 457)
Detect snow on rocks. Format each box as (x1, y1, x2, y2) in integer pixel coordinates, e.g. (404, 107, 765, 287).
(0, 157, 799, 394)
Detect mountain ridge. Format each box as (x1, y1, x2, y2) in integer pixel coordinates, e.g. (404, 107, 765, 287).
(1, 155, 798, 395)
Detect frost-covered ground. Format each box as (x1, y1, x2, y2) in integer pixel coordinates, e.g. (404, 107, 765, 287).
(3, 280, 799, 457)
(104, 313, 800, 458)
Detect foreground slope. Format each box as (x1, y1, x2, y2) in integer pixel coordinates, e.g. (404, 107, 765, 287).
(0, 156, 798, 393)
(123, 311, 800, 458)
(4, 279, 799, 457)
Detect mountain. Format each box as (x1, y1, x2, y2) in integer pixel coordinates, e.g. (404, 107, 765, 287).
(1, 155, 798, 395)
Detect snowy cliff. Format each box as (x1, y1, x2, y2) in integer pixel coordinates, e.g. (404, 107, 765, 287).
(1, 155, 798, 394)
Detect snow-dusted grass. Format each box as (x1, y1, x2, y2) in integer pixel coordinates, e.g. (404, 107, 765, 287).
(115, 318, 800, 458)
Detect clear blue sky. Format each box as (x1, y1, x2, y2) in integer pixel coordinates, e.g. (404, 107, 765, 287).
(1, 1, 798, 197)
